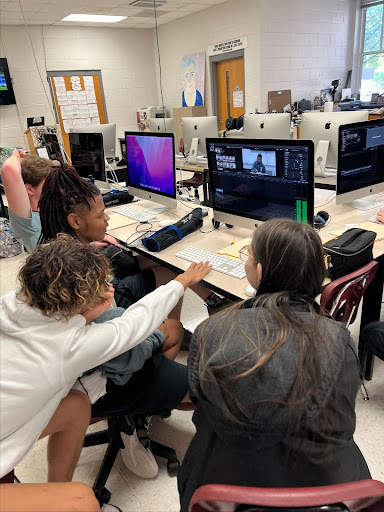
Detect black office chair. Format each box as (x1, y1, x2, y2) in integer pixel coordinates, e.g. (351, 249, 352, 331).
(85, 406, 180, 506)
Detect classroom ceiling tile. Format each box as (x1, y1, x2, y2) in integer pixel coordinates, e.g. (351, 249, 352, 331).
(0, 0, 229, 26)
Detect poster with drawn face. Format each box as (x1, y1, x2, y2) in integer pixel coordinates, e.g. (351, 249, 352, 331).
(182, 52, 205, 107)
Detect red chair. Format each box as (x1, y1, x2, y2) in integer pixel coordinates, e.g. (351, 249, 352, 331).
(189, 480, 384, 512)
(320, 260, 379, 400)
(320, 261, 379, 328)
(177, 138, 203, 200)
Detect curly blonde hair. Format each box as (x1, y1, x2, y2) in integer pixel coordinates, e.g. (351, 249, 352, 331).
(17, 234, 112, 320)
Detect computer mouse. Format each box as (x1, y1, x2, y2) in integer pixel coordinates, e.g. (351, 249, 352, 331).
(158, 219, 174, 228)
(245, 284, 256, 297)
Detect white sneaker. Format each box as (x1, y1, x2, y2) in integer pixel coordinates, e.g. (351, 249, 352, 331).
(120, 420, 158, 478)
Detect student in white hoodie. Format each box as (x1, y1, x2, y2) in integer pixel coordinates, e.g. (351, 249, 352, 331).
(0, 234, 211, 482)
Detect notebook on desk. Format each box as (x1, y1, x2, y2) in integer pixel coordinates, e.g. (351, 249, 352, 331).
(217, 238, 252, 259)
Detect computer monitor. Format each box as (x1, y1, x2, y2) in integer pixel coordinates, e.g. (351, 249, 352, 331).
(125, 131, 176, 210)
(149, 118, 175, 134)
(243, 113, 291, 139)
(69, 132, 106, 182)
(69, 123, 116, 160)
(336, 119, 384, 210)
(300, 111, 368, 169)
(42, 133, 66, 163)
(181, 116, 218, 164)
(206, 138, 314, 230)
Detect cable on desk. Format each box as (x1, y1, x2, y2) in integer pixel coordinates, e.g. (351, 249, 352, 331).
(315, 191, 336, 208)
(124, 224, 155, 247)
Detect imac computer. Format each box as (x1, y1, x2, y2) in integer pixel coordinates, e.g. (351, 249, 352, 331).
(300, 111, 368, 174)
(206, 138, 314, 230)
(125, 131, 177, 211)
(69, 132, 106, 182)
(336, 118, 384, 210)
(181, 116, 218, 164)
(243, 113, 291, 139)
(149, 118, 175, 134)
(70, 123, 116, 160)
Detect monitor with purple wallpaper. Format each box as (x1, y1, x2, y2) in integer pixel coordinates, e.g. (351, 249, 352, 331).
(125, 131, 176, 210)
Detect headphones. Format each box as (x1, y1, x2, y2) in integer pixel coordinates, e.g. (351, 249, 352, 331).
(313, 210, 330, 229)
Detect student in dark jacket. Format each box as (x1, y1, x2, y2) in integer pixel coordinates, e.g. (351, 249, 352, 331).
(178, 218, 370, 511)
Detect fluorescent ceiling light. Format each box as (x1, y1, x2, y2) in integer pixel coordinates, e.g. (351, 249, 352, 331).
(61, 14, 127, 23)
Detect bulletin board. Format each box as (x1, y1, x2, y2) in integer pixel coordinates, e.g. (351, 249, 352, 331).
(47, 70, 108, 161)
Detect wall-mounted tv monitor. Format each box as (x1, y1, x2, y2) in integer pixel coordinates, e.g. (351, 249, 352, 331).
(336, 119, 384, 210)
(206, 138, 314, 230)
(0, 58, 16, 106)
(125, 131, 176, 210)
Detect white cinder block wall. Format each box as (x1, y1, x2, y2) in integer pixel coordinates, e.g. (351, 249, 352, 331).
(0, 0, 359, 148)
(259, 0, 357, 112)
(0, 25, 158, 150)
(155, 0, 358, 114)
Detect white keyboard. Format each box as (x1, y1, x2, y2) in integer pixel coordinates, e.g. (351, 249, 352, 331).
(176, 247, 246, 279)
(368, 213, 379, 224)
(113, 205, 156, 222)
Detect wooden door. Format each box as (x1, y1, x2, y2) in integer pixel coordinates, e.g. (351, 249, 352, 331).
(216, 57, 245, 130)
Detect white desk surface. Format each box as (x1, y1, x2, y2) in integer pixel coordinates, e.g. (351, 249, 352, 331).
(175, 157, 207, 173)
(107, 199, 384, 301)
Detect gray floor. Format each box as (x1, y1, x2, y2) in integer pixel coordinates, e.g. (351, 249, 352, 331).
(1, 251, 383, 511)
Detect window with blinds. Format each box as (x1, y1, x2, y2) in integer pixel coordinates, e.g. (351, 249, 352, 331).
(360, 0, 384, 100)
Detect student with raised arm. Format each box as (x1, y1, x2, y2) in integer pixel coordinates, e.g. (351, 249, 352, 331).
(178, 219, 370, 511)
(1, 150, 54, 252)
(0, 235, 211, 483)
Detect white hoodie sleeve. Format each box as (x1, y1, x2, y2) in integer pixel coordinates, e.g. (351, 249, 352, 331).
(63, 280, 184, 384)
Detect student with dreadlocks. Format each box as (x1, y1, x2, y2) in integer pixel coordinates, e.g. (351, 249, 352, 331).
(36, 164, 226, 477)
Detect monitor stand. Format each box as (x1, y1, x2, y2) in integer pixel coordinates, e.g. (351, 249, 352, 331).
(186, 137, 199, 165)
(146, 204, 173, 215)
(345, 197, 384, 211)
(314, 140, 332, 177)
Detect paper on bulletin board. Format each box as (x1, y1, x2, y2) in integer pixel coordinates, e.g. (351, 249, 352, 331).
(233, 90, 244, 108)
(329, 222, 384, 241)
(62, 119, 73, 133)
(53, 76, 65, 87)
(217, 238, 251, 259)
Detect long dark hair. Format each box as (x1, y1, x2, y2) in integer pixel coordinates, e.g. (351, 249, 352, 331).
(198, 219, 330, 434)
(38, 163, 100, 242)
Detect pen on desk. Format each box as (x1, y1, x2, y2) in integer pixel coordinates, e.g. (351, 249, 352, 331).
(231, 240, 235, 245)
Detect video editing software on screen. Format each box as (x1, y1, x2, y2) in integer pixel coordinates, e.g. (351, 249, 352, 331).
(338, 121, 384, 195)
(207, 140, 313, 224)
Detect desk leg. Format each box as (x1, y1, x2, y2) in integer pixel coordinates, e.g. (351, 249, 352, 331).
(358, 254, 384, 380)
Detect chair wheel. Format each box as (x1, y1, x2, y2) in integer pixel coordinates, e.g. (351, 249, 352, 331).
(95, 487, 111, 506)
(167, 459, 180, 477)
